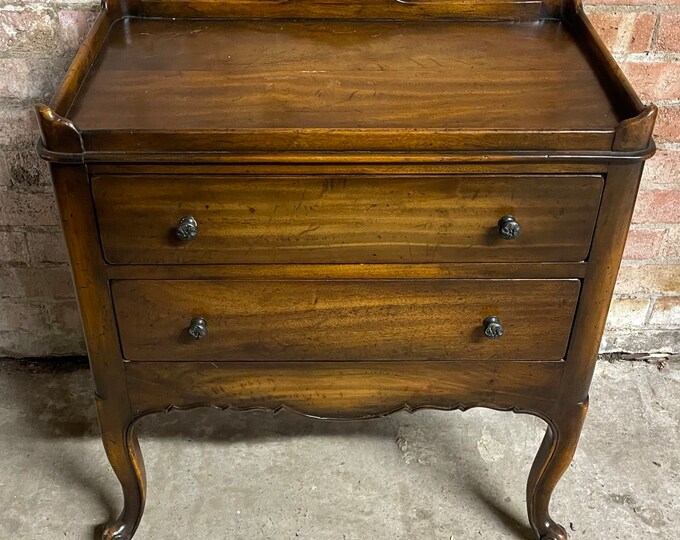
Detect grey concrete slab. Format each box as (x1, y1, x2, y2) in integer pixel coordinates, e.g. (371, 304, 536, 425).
(0, 359, 677, 539)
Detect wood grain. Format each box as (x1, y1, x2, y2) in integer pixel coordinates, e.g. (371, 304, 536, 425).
(105, 262, 588, 281)
(89, 162, 610, 174)
(35, 1, 658, 538)
(561, 163, 648, 403)
(48, 163, 146, 540)
(81, 128, 617, 153)
(138, 0, 544, 20)
(68, 19, 622, 132)
(527, 399, 588, 540)
(125, 360, 565, 418)
(93, 174, 603, 264)
(112, 279, 581, 362)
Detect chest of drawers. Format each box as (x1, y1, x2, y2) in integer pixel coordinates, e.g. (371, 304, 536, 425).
(36, 0, 656, 538)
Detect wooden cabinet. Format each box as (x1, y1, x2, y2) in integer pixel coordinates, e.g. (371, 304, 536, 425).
(36, 1, 656, 538)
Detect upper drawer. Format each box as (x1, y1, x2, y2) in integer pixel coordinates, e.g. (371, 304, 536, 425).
(92, 174, 603, 264)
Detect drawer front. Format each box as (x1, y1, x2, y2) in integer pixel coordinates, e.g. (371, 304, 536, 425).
(112, 279, 581, 362)
(93, 174, 603, 264)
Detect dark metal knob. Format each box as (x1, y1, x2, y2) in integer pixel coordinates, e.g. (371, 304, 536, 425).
(175, 216, 198, 241)
(188, 317, 207, 340)
(498, 215, 520, 240)
(483, 316, 504, 339)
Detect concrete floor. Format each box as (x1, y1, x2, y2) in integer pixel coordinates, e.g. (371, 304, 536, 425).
(0, 358, 677, 540)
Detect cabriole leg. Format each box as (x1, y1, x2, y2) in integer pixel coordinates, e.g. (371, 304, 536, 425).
(527, 399, 589, 540)
(96, 397, 146, 540)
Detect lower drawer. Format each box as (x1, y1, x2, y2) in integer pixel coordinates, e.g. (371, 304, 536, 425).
(112, 279, 580, 362)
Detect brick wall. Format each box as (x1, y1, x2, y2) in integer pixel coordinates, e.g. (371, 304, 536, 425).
(0, 0, 678, 357)
(586, 0, 680, 351)
(0, 0, 95, 356)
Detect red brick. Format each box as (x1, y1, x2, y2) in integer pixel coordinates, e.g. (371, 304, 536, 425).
(628, 12, 657, 53)
(654, 107, 680, 143)
(0, 57, 65, 103)
(662, 228, 680, 259)
(26, 231, 69, 264)
(649, 297, 680, 326)
(588, 11, 655, 53)
(621, 62, 680, 102)
(656, 14, 680, 53)
(0, 59, 31, 101)
(605, 296, 650, 329)
(0, 301, 45, 332)
(1, 111, 58, 191)
(614, 264, 680, 296)
(0, 267, 74, 299)
(0, 9, 57, 54)
(641, 150, 680, 188)
(49, 300, 83, 333)
(632, 190, 680, 224)
(5, 146, 53, 191)
(58, 9, 97, 53)
(623, 228, 666, 260)
(0, 108, 36, 147)
(588, 12, 622, 50)
(0, 232, 28, 263)
(0, 190, 59, 227)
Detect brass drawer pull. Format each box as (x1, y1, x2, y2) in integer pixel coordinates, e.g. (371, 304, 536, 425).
(188, 316, 208, 340)
(175, 216, 199, 241)
(498, 215, 521, 240)
(483, 316, 504, 339)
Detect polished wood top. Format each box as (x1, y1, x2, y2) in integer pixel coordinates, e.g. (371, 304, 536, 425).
(68, 18, 622, 132)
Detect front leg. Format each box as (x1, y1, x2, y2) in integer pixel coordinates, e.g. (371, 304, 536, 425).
(96, 397, 147, 540)
(527, 399, 589, 540)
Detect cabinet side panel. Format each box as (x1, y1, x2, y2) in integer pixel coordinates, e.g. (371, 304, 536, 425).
(49, 164, 127, 401)
(561, 162, 644, 402)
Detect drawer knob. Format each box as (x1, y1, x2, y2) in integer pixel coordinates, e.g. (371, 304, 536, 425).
(175, 216, 199, 241)
(483, 316, 504, 339)
(498, 215, 521, 240)
(188, 317, 208, 340)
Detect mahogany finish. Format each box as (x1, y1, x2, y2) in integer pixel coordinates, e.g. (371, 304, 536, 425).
(69, 19, 620, 132)
(112, 279, 580, 362)
(36, 0, 656, 539)
(93, 174, 603, 264)
(125, 360, 566, 417)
